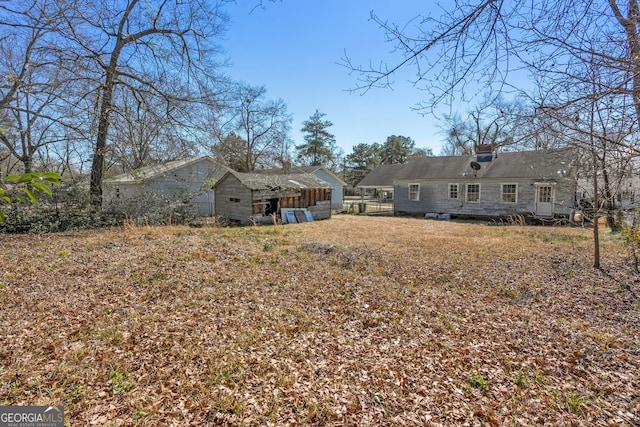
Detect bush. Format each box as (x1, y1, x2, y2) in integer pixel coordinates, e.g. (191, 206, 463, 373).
(0, 184, 113, 233)
(620, 209, 640, 272)
(0, 185, 200, 233)
(103, 193, 199, 227)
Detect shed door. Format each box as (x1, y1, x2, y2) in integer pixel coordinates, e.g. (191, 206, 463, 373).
(535, 185, 554, 217)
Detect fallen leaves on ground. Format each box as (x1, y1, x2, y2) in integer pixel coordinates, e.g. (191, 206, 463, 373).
(0, 216, 638, 426)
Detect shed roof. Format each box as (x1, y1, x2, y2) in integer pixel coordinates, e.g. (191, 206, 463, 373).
(255, 165, 347, 186)
(106, 156, 229, 184)
(215, 171, 333, 191)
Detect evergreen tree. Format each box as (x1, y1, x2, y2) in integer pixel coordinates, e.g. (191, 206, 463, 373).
(343, 137, 431, 187)
(296, 110, 336, 166)
(380, 135, 416, 164)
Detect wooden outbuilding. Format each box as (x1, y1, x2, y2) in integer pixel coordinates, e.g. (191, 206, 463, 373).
(254, 165, 346, 210)
(213, 171, 332, 225)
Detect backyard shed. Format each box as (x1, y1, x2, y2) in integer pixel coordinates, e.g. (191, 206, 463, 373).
(104, 156, 229, 216)
(255, 165, 346, 210)
(213, 171, 332, 225)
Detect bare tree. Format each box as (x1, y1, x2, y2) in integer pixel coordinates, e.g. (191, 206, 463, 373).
(212, 84, 292, 171)
(535, 53, 638, 267)
(0, 1, 76, 173)
(50, 0, 228, 205)
(343, 1, 640, 132)
(440, 98, 530, 155)
(441, 115, 474, 156)
(107, 89, 198, 173)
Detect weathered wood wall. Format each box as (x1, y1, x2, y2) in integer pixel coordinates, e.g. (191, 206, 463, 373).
(215, 181, 332, 225)
(214, 174, 253, 223)
(394, 179, 575, 218)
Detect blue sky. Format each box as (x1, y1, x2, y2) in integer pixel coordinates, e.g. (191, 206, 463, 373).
(223, 1, 457, 156)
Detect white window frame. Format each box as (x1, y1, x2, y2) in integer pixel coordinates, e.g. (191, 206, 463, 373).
(408, 183, 420, 201)
(448, 183, 459, 200)
(537, 185, 553, 203)
(466, 183, 480, 203)
(501, 183, 518, 204)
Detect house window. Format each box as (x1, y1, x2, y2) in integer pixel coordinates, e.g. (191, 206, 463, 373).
(538, 186, 552, 203)
(501, 183, 517, 203)
(409, 183, 420, 201)
(449, 183, 459, 200)
(466, 183, 480, 203)
(230, 197, 240, 202)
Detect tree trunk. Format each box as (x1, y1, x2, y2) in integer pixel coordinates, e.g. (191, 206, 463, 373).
(23, 156, 33, 174)
(88, 0, 143, 207)
(608, 0, 640, 123)
(89, 44, 123, 207)
(601, 167, 619, 230)
(591, 147, 601, 269)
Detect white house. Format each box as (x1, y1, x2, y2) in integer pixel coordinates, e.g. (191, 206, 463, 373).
(357, 149, 579, 220)
(104, 156, 230, 216)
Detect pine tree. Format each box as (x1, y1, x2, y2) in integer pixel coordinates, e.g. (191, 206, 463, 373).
(296, 110, 336, 166)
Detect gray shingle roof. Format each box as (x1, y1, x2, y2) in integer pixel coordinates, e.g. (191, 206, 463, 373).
(254, 165, 347, 186)
(357, 149, 576, 185)
(218, 171, 333, 190)
(397, 149, 576, 181)
(356, 164, 405, 188)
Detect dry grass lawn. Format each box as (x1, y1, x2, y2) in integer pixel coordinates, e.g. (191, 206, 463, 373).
(0, 215, 638, 426)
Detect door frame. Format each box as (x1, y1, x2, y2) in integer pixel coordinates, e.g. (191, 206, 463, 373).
(534, 182, 556, 217)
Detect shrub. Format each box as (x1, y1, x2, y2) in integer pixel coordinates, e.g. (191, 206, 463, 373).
(103, 193, 199, 227)
(620, 209, 640, 272)
(1, 182, 202, 233)
(0, 184, 113, 233)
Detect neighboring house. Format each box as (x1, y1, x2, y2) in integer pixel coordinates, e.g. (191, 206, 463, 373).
(293, 166, 346, 210)
(255, 165, 346, 210)
(382, 149, 578, 219)
(104, 156, 229, 216)
(213, 170, 332, 225)
(356, 163, 406, 201)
